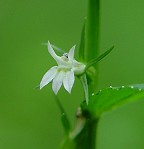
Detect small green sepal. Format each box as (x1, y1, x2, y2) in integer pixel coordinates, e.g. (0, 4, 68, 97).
(86, 46, 114, 69)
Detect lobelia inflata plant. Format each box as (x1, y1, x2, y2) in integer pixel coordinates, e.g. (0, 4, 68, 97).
(40, 41, 86, 94)
(39, 0, 144, 149)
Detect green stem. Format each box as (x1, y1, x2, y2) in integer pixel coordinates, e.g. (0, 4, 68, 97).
(86, 0, 100, 93)
(75, 0, 100, 148)
(74, 118, 98, 149)
(61, 1, 100, 149)
(86, 0, 100, 60)
(61, 107, 99, 149)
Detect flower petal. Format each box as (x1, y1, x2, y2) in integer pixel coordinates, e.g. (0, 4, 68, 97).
(40, 66, 57, 89)
(48, 41, 69, 66)
(52, 71, 65, 94)
(68, 45, 76, 61)
(63, 70, 75, 93)
(48, 41, 59, 59)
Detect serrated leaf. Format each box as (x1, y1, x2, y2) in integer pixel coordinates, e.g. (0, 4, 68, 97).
(86, 46, 114, 69)
(86, 84, 144, 118)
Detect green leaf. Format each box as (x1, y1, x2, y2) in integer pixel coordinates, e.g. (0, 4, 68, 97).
(79, 74, 89, 104)
(61, 112, 71, 135)
(54, 95, 71, 134)
(86, 46, 114, 69)
(85, 84, 144, 118)
(79, 19, 86, 62)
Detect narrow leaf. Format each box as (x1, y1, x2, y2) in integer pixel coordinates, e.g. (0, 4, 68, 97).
(54, 95, 71, 134)
(86, 46, 114, 69)
(86, 84, 144, 118)
(61, 113, 71, 135)
(79, 19, 86, 62)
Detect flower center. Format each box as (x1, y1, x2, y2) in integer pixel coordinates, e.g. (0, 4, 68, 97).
(57, 67, 71, 72)
(63, 53, 68, 58)
(61, 53, 69, 61)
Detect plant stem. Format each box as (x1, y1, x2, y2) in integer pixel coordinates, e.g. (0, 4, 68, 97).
(88, 119, 98, 149)
(86, 0, 100, 93)
(74, 118, 98, 149)
(76, 0, 100, 148)
(61, 1, 100, 149)
(66, 107, 99, 149)
(61, 107, 99, 149)
(85, 0, 100, 148)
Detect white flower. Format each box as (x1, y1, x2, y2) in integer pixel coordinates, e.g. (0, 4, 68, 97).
(40, 41, 86, 94)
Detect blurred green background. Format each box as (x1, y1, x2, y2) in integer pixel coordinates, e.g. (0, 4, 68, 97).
(0, 0, 144, 148)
